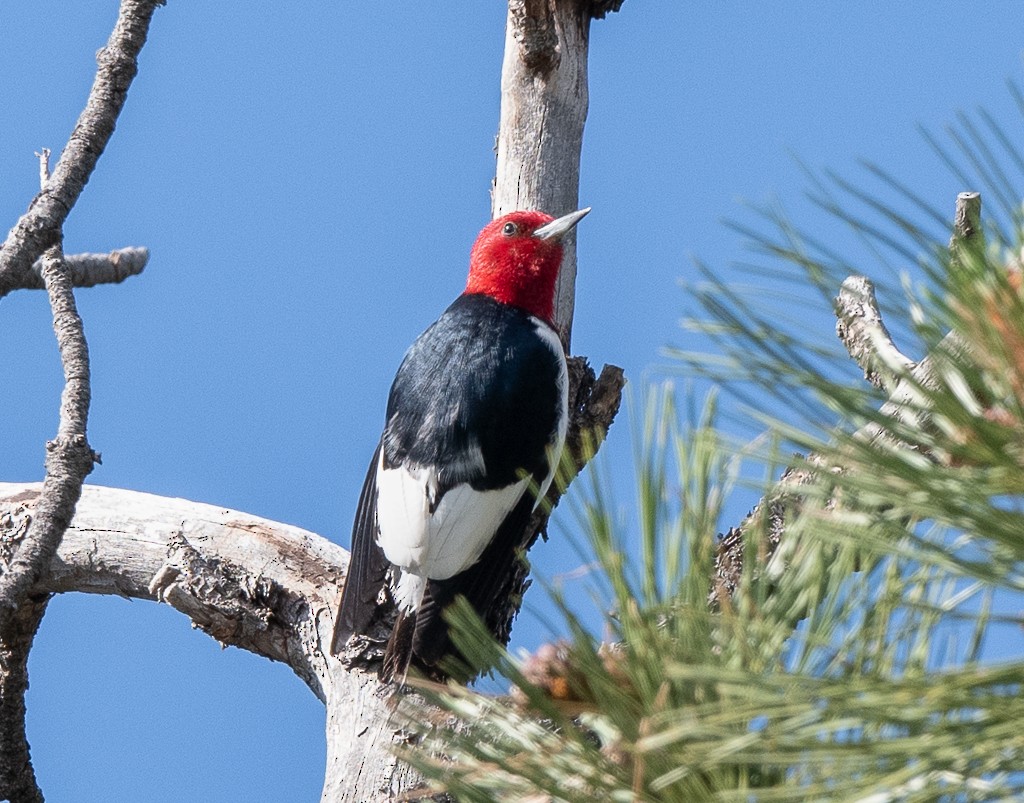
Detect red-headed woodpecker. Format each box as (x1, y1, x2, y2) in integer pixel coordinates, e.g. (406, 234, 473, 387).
(332, 207, 590, 681)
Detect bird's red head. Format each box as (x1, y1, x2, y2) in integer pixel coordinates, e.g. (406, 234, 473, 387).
(465, 208, 590, 323)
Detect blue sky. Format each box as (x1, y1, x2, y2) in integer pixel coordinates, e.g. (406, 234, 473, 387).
(4, 3, 1024, 800)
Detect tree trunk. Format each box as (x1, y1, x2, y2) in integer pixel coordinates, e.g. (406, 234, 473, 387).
(493, 0, 591, 347)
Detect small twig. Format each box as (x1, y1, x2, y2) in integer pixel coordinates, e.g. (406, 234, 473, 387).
(34, 148, 51, 189)
(14, 247, 150, 291)
(0, 0, 164, 299)
(836, 275, 916, 393)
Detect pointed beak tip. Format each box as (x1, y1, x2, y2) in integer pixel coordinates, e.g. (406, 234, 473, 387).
(534, 206, 592, 241)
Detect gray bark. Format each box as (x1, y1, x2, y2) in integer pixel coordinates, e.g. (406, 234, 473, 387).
(14, 248, 149, 292)
(493, 0, 591, 348)
(0, 242, 98, 801)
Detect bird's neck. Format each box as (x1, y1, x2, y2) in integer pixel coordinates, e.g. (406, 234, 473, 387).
(464, 259, 560, 323)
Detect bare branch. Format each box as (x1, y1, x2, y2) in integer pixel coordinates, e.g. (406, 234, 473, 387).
(33, 149, 50, 190)
(2, 484, 344, 697)
(0, 243, 97, 803)
(835, 275, 916, 392)
(0, 247, 97, 613)
(0, 483, 420, 802)
(9, 247, 150, 291)
(0, 0, 164, 299)
(713, 192, 987, 606)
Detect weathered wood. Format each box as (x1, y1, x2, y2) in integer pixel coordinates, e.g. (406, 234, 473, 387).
(0, 483, 431, 802)
(494, 0, 591, 348)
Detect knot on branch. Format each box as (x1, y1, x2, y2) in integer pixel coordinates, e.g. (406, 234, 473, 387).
(510, 0, 561, 74)
(44, 434, 100, 479)
(149, 533, 305, 659)
(0, 503, 34, 570)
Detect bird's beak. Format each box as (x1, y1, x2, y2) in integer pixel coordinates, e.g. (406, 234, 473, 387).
(534, 207, 591, 241)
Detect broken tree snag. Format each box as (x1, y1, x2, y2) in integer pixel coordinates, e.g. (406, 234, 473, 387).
(713, 191, 990, 609)
(951, 190, 982, 262)
(495, 0, 591, 346)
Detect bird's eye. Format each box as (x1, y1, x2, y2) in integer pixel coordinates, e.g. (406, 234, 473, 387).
(502, 222, 518, 236)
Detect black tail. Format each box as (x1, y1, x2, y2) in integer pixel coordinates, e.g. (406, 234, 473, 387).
(381, 492, 537, 681)
(380, 608, 417, 682)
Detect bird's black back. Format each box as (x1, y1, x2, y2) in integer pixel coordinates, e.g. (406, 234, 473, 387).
(333, 292, 566, 680)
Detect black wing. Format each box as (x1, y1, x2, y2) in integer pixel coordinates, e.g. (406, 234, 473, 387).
(331, 440, 389, 654)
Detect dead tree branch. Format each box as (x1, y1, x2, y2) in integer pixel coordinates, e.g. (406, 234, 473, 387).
(0, 0, 163, 299)
(0, 3, 163, 801)
(2, 1, 623, 799)
(1, 484, 343, 697)
(12, 247, 150, 291)
(0, 245, 97, 612)
(0, 243, 98, 802)
(0, 483, 419, 802)
(711, 191, 985, 605)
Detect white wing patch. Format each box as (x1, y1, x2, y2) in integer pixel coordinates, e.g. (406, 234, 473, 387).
(376, 449, 531, 610)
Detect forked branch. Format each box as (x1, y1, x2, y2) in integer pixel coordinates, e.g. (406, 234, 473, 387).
(0, 0, 163, 298)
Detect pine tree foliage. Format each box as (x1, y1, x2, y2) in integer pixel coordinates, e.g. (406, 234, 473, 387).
(397, 98, 1024, 801)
